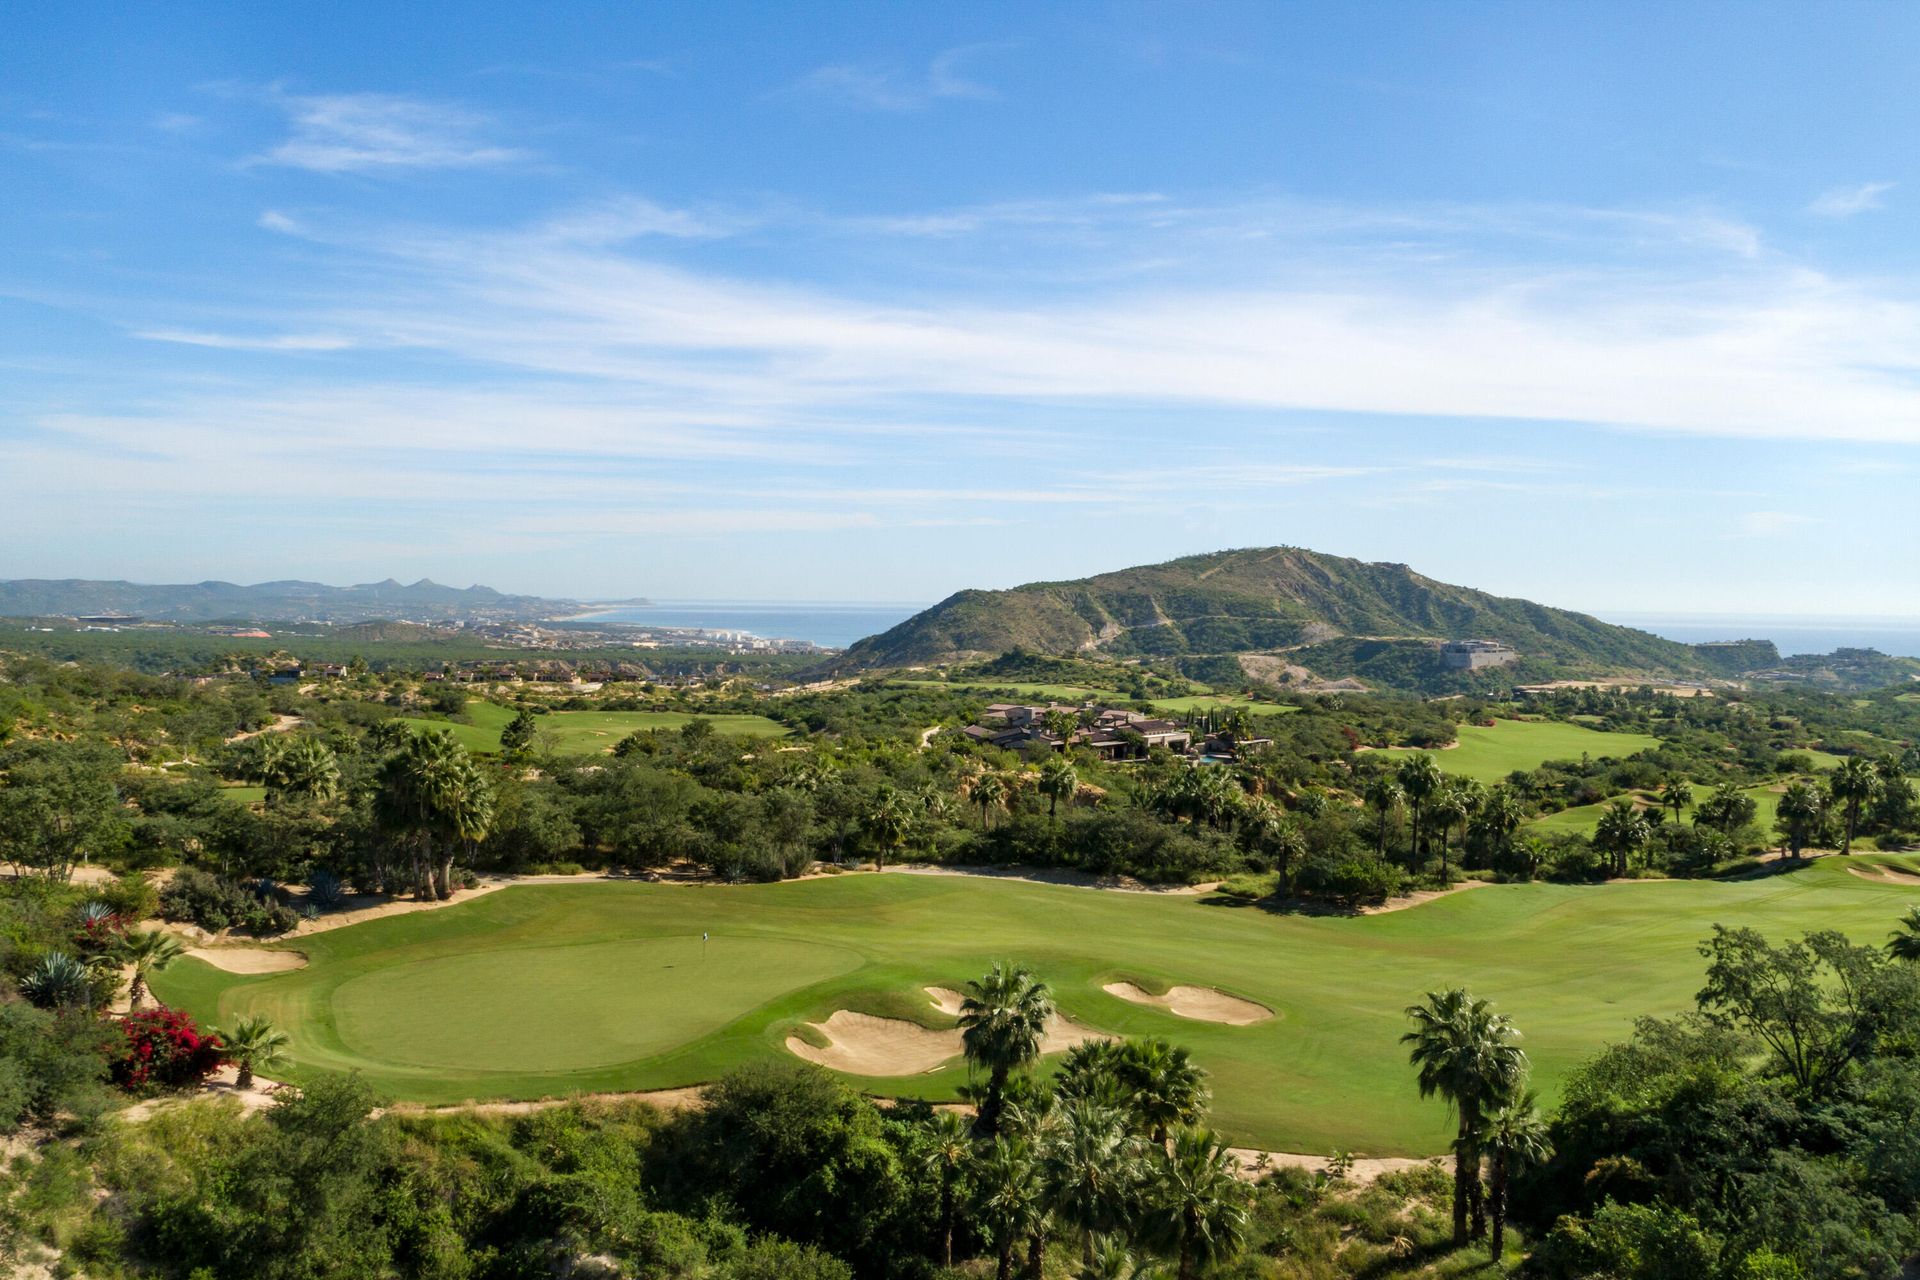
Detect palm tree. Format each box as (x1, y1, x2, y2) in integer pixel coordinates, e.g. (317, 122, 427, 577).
(269, 737, 340, 805)
(1593, 800, 1652, 878)
(219, 1014, 290, 1089)
(973, 773, 1011, 831)
(1363, 775, 1404, 860)
(1888, 907, 1920, 964)
(1828, 758, 1883, 854)
(923, 1109, 973, 1267)
(1145, 1126, 1249, 1280)
(20, 951, 93, 1009)
(861, 785, 912, 869)
(1431, 783, 1475, 881)
(1039, 757, 1079, 823)
(972, 1136, 1046, 1280)
(960, 962, 1055, 1137)
(1469, 787, 1525, 868)
(377, 730, 493, 899)
(1482, 1092, 1551, 1260)
(1402, 988, 1528, 1244)
(1396, 754, 1442, 869)
(1661, 775, 1693, 828)
(1114, 1037, 1210, 1143)
(116, 928, 185, 1010)
(1775, 780, 1826, 860)
(1043, 1099, 1142, 1270)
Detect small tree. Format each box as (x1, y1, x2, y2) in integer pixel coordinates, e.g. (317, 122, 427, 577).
(117, 928, 186, 1010)
(220, 1014, 291, 1089)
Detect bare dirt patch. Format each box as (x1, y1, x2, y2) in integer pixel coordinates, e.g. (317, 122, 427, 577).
(186, 946, 309, 974)
(787, 1008, 1108, 1076)
(1103, 981, 1272, 1026)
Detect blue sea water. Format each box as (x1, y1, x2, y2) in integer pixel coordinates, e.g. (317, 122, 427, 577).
(1603, 614, 1920, 659)
(573, 600, 924, 649)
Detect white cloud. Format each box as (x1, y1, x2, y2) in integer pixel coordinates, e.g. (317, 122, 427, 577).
(255, 91, 524, 172)
(1809, 181, 1894, 218)
(1737, 510, 1817, 537)
(134, 329, 356, 352)
(791, 45, 1003, 111)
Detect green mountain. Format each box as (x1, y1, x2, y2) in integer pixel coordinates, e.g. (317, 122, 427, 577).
(831, 547, 1715, 687)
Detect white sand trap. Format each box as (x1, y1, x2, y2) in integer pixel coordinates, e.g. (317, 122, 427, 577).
(186, 947, 308, 974)
(788, 1008, 1109, 1076)
(1103, 981, 1272, 1026)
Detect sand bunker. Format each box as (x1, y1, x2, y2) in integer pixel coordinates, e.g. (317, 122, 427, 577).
(186, 947, 308, 974)
(1103, 981, 1272, 1026)
(787, 1007, 1108, 1076)
(1849, 864, 1920, 885)
(925, 986, 966, 1016)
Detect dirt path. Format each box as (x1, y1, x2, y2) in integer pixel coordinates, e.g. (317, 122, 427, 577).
(226, 714, 305, 743)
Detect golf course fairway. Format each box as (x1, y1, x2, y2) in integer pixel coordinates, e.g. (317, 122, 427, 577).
(152, 860, 1920, 1155)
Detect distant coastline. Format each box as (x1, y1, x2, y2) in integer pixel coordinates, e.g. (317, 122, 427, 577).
(1604, 613, 1920, 659)
(567, 599, 925, 649)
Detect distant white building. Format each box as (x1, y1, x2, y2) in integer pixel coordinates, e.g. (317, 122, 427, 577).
(1441, 639, 1519, 670)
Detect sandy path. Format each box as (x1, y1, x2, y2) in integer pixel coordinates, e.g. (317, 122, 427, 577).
(226, 714, 306, 743)
(1228, 1148, 1432, 1183)
(186, 946, 309, 973)
(1362, 878, 1491, 915)
(1103, 981, 1272, 1025)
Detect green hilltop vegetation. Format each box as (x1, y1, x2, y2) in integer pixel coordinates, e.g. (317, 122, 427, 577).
(830, 546, 1920, 693)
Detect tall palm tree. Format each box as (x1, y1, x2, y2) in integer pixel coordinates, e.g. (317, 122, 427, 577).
(377, 730, 492, 899)
(1043, 1099, 1142, 1270)
(1396, 754, 1442, 869)
(1363, 775, 1404, 860)
(960, 962, 1055, 1137)
(1469, 787, 1525, 867)
(1114, 1037, 1210, 1143)
(1430, 783, 1475, 881)
(1828, 758, 1883, 854)
(1145, 1126, 1249, 1280)
(1775, 780, 1826, 860)
(116, 928, 185, 1010)
(219, 1014, 290, 1089)
(972, 1136, 1046, 1280)
(1661, 775, 1693, 830)
(1888, 907, 1920, 964)
(923, 1109, 974, 1268)
(973, 773, 1011, 831)
(1482, 1092, 1552, 1261)
(861, 785, 912, 869)
(1402, 988, 1528, 1244)
(1039, 757, 1079, 823)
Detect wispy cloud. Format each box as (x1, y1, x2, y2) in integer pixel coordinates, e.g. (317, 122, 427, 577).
(254, 90, 524, 172)
(1736, 510, 1817, 537)
(791, 45, 1004, 111)
(133, 329, 356, 352)
(1809, 181, 1894, 218)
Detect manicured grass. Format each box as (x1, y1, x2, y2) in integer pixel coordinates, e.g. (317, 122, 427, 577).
(1528, 781, 1788, 839)
(1145, 695, 1300, 714)
(154, 859, 1920, 1155)
(406, 704, 789, 755)
(216, 784, 267, 807)
(1375, 718, 1663, 784)
(893, 679, 1128, 702)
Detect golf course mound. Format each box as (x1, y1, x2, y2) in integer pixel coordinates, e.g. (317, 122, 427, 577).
(1103, 981, 1272, 1025)
(787, 1004, 1108, 1076)
(185, 947, 308, 974)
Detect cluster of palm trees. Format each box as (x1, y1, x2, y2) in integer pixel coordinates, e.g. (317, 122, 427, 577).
(251, 734, 342, 806)
(1402, 988, 1551, 1260)
(944, 962, 1248, 1279)
(1365, 757, 1525, 877)
(374, 728, 495, 899)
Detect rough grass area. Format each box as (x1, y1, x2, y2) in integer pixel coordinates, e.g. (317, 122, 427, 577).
(1529, 780, 1789, 838)
(1375, 718, 1663, 784)
(405, 703, 789, 754)
(153, 858, 1920, 1155)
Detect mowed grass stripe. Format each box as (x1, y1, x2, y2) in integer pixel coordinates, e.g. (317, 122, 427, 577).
(1374, 718, 1664, 784)
(153, 862, 1920, 1155)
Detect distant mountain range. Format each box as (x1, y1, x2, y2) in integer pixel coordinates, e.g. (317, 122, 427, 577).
(0, 578, 627, 624)
(828, 547, 1919, 691)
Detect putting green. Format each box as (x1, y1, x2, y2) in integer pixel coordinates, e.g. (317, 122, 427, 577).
(1376, 718, 1663, 783)
(153, 860, 1920, 1154)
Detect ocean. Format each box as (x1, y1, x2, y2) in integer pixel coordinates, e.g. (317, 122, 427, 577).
(1603, 614, 1920, 659)
(572, 600, 924, 649)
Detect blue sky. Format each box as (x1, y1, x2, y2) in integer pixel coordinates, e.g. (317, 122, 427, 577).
(5, 2, 1920, 614)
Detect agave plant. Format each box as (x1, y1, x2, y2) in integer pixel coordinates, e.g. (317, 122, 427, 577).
(306, 869, 346, 910)
(20, 952, 95, 1009)
(78, 901, 119, 927)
